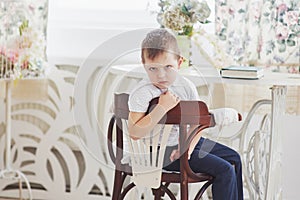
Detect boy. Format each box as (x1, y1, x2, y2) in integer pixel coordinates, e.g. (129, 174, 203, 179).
(128, 28, 243, 200)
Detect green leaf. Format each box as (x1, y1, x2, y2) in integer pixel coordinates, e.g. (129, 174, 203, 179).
(222, 19, 228, 26)
(288, 33, 296, 39)
(287, 39, 296, 46)
(201, 20, 211, 24)
(218, 34, 227, 41)
(279, 18, 284, 23)
(221, 28, 227, 33)
(238, 9, 245, 14)
(277, 39, 285, 44)
(182, 26, 193, 36)
(181, 5, 189, 16)
(278, 43, 286, 52)
(19, 19, 29, 36)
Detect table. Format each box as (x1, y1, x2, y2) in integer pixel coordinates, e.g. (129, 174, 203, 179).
(106, 64, 300, 199)
(0, 78, 48, 200)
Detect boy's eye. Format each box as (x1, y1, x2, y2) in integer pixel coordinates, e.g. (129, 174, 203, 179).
(149, 67, 157, 71)
(165, 65, 173, 69)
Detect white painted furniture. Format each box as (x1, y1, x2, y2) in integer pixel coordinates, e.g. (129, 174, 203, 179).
(0, 78, 48, 200)
(0, 65, 114, 200)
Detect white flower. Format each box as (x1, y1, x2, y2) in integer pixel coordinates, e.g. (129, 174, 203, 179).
(0, 19, 47, 78)
(157, 0, 211, 36)
(162, 5, 191, 32)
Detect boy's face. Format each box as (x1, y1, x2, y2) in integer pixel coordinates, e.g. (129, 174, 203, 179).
(143, 52, 182, 89)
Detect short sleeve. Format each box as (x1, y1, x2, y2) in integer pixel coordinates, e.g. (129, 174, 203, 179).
(128, 87, 152, 113)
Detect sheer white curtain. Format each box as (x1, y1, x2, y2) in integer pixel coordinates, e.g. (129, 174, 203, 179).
(46, 0, 158, 65)
(46, 0, 216, 65)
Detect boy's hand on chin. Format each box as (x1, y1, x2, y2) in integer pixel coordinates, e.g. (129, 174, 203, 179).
(158, 91, 180, 111)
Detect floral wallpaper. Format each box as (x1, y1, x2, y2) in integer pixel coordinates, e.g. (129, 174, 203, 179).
(0, 0, 49, 77)
(216, 0, 300, 73)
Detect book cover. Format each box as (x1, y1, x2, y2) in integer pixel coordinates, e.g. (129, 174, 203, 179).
(220, 66, 264, 79)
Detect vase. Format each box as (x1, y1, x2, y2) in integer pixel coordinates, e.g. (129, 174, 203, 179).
(176, 35, 192, 68)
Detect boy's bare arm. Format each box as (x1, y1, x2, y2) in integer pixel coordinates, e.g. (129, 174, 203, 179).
(128, 91, 179, 140)
(128, 105, 166, 139)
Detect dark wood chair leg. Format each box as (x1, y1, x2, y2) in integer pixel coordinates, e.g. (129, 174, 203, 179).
(180, 170, 188, 200)
(152, 187, 164, 200)
(180, 180, 188, 200)
(112, 170, 123, 200)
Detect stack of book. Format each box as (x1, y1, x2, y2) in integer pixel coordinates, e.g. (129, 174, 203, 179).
(220, 66, 264, 79)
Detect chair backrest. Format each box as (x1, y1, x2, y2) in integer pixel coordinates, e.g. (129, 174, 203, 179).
(109, 93, 215, 189)
(124, 120, 173, 189)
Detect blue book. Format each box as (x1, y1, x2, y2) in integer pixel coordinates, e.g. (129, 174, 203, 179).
(220, 66, 264, 79)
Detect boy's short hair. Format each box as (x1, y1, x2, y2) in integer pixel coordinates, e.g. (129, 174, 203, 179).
(141, 29, 181, 63)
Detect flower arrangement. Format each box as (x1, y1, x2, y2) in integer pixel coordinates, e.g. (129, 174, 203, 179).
(0, 19, 47, 79)
(157, 0, 211, 36)
(0, 0, 48, 79)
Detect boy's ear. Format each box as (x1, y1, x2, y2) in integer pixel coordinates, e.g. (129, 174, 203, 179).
(177, 57, 183, 69)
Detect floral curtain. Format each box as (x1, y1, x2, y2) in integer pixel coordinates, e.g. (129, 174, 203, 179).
(215, 0, 300, 73)
(0, 0, 49, 77)
(213, 0, 300, 114)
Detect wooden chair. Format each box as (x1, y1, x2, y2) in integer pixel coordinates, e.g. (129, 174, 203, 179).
(107, 93, 216, 200)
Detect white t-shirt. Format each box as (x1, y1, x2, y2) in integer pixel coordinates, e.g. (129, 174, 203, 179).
(128, 75, 199, 146)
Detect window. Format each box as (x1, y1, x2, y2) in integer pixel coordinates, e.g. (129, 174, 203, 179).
(48, 0, 158, 29)
(56, 0, 151, 10)
(47, 0, 215, 64)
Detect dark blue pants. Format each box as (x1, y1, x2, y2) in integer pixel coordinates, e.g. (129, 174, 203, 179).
(163, 137, 244, 200)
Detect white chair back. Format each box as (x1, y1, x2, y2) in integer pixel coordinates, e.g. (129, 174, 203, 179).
(122, 120, 173, 189)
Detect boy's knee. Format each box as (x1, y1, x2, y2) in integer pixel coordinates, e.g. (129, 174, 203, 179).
(230, 150, 242, 164)
(217, 163, 236, 182)
(222, 162, 236, 176)
(234, 153, 242, 168)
